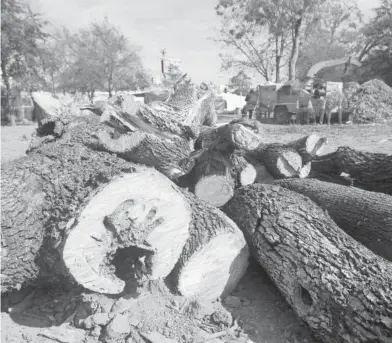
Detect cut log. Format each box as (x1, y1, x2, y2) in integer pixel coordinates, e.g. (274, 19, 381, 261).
(171, 192, 249, 301)
(285, 134, 328, 163)
(230, 152, 257, 188)
(191, 151, 235, 207)
(1, 116, 191, 294)
(275, 178, 392, 262)
(250, 144, 303, 178)
(31, 92, 80, 136)
(229, 118, 264, 135)
(311, 146, 392, 195)
(63, 171, 192, 294)
(194, 123, 263, 152)
(299, 162, 311, 179)
(241, 154, 274, 184)
(223, 184, 392, 343)
(92, 128, 191, 180)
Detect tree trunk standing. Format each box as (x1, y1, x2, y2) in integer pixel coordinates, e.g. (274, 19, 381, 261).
(276, 179, 392, 262)
(223, 184, 392, 343)
(311, 146, 392, 195)
(288, 18, 302, 81)
(275, 36, 282, 83)
(1, 60, 12, 125)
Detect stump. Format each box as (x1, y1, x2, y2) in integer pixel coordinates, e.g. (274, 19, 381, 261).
(276, 178, 392, 262)
(223, 184, 392, 343)
(311, 146, 392, 195)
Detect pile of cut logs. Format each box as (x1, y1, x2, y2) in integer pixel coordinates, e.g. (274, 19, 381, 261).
(1, 79, 392, 343)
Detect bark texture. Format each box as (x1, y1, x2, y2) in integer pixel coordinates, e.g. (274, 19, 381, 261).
(311, 146, 392, 195)
(223, 184, 392, 343)
(276, 178, 392, 262)
(194, 123, 262, 152)
(1, 116, 143, 293)
(250, 144, 303, 178)
(191, 151, 235, 207)
(92, 128, 191, 180)
(171, 191, 249, 301)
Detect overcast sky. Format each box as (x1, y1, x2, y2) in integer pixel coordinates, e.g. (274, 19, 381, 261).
(28, 0, 380, 85)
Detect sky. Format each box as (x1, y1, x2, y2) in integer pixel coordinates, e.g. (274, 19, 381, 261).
(28, 0, 381, 85)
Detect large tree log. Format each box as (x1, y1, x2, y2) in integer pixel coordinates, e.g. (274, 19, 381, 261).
(311, 146, 392, 195)
(223, 184, 392, 343)
(0, 116, 191, 294)
(170, 192, 249, 301)
(2, 115, 249, 298)
(275, 178, 392, 262)
(91, 128, 191, 180)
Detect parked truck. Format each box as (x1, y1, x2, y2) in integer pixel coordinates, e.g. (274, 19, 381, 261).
(244, 56, 362, 124)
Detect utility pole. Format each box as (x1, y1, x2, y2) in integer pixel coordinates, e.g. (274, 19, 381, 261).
(160, 49, 167, 77)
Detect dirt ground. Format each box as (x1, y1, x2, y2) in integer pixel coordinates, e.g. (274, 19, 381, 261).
(1, 119, 391, 343)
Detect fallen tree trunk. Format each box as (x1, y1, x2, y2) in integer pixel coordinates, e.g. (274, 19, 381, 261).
(275, 178, 392, 262)
(249, 144, 304, 179)
(91, 128, 191, 180)
(223, 184, 392, 343)
(194, 123, 263, 152)
(1, 116, 192, 294)
(311, 146, 392, 195)
(170, 192, 249, 301)
(2, 115, 249, 298)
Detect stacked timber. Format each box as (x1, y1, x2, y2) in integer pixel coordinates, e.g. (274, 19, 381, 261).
(3, 82, 392, 343)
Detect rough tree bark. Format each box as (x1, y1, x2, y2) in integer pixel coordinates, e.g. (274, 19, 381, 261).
(223, 184, 392, 343)
(275, 179, 392, 262)
(249, 144, 304, 179)
(311, 146, 392, 195)
(194, 123, 263, 152)
(1, 115, 249, 299)
(188, 150, 235, 207)
(91, 128, 191, 180)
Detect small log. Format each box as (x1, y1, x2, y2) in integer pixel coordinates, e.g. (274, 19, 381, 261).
(285, 134, 328, 163)
(171, 192, 249, 301)
(251, 144, 303, 178)
(230, 152, 257, 188)
(194, 123, 263, 152)
(191, 151, 235, 207)
(241, 154, 274, 184)
(311, 146, 392, 195)
(223, 184, 392, 343)
(92, 128, 191, 180)
(276, 178, 392, 262)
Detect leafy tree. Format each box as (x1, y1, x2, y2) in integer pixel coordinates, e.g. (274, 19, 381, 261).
(59, 18, 149, 101)
(215, 1, 285, 82)
(296, 0, 362, 80)
(1, 0, 48, 124)
(356, 0, 392, 85)
(229, 70, 252, 94)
